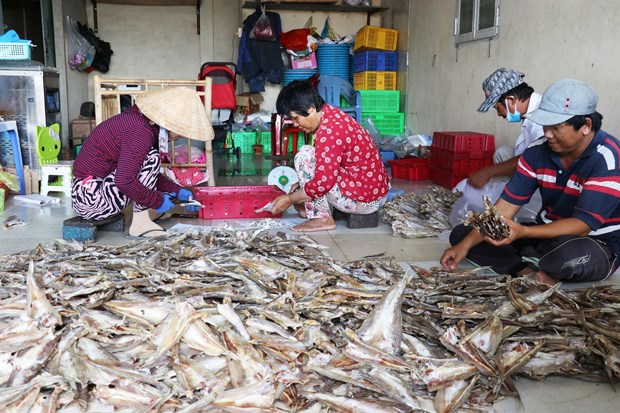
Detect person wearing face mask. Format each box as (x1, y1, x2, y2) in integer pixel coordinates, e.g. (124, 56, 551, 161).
(450, 68, 544, 225)
(469, 68, 544, 188)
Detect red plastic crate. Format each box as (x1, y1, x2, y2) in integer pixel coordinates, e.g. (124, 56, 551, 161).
(431, 131, 495, 156)
(430, 148, 493, 173)
(430, 166, 468, 189)
(388, 158, 431, 181)
(193, 186, 284, 219)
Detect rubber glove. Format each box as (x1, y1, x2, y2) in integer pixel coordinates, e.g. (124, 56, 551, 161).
(177, 188, 200, 212)
(177, 188, 194, 201)
(155, 193, 175, 213)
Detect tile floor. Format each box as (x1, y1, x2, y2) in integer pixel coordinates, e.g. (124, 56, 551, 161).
(1, 153, 618, 412)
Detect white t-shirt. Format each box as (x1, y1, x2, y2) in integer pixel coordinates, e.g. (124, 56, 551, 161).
(514, 92, 543, 156)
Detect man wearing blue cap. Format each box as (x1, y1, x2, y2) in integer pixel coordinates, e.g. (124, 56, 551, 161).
(442, 79, 620, 285)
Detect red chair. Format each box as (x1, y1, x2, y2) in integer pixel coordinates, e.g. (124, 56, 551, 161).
(270, 113, 312, 156)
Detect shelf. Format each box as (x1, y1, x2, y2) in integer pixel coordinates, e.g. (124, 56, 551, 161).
(242, 1, 387, 25)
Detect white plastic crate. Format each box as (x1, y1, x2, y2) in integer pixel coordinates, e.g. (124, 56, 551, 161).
(0, 42, 32, 61)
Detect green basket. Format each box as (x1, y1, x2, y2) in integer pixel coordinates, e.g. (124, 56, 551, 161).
(362, 112, 405, 135)
(359, 90, 400, 113)
(258, 131, 272, 155)
(232, 131, 257, 154)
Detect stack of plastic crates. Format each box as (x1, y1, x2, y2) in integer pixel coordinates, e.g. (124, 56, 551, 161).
(429, 131, 495, 189)
(353, 26, 398, 91)
(353, 26, 403, 136)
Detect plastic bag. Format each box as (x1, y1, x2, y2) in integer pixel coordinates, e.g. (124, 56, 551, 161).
(449, 178, 507, 227)
(250, 4, 276, 41)
(65, 16, 95, 71)
(0, 169, 20, 192)
(280, 29, 311, 52)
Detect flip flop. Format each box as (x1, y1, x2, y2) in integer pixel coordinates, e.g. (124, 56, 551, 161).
(151, 212, 174, 222)
(126, 228, 167, 240)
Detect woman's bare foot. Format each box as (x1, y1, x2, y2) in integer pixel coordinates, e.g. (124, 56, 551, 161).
(535, 270, 558, 286)
(292, 217, 336, 232)
(293, 203, 307, 218)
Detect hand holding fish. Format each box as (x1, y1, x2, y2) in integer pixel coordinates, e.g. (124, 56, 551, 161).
(269, 194, 293, 215)
(483, 215, 521, 246)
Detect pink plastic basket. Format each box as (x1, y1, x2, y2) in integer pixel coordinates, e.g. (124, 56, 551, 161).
(193, 186, 284, 219)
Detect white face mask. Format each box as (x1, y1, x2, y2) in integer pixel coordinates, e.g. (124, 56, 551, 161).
(505, 98, 522, 123)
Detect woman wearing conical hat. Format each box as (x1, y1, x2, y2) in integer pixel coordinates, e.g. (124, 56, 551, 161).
(71, 87, 214, 237)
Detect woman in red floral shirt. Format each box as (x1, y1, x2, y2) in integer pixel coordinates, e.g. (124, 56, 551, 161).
(269, 79, 390, 232)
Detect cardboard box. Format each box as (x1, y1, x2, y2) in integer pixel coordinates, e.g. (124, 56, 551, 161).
(6, 166, 39, 194)
(236, 92, 264, 115)
(71, 118, 96, 137)
(291, 52, 317, 70)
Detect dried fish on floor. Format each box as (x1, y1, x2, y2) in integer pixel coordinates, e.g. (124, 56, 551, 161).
(0, 228, 618, 413)
(382, 186, 462, 238)
(464, 195, 510, 240)
(2, 215, 30, 230)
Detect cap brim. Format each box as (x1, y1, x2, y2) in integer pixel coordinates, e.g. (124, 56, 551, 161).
(526, 109, 573, 126)
(477, 95, 498, 113)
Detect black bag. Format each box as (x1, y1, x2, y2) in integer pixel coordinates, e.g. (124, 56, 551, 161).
(250, 4, 275, 41)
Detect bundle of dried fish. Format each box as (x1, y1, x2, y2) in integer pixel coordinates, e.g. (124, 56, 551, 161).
(464, 195, 510, 240)
(382, 186, 462, 238)
(0, 229, 618, 413)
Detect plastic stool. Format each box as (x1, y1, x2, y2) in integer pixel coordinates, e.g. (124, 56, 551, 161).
(282, 126, 311, 155)
(62, 214, 126, 242)
(40, 161, 73, 197)
(333, 209, 379, 229)
(271, 113, 313, 156)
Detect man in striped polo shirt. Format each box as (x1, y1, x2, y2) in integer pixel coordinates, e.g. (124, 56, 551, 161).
(441, 79, 620, 285)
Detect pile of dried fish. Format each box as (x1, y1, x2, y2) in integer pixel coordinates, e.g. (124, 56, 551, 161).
(0, 229, 619, 412)
(463, 195, 510, 240)
(382, 186, 462, 238)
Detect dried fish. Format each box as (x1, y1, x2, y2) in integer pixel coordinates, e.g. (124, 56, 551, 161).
(0, 229, 617, 412)
(382, 187, 462, 238)
(463, 195, 510, 240)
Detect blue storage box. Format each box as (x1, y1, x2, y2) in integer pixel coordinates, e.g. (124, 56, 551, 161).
(353, 51, 398, 72)
(380, 150, 397, 164)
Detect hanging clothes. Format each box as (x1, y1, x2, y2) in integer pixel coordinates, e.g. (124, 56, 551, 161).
(237, 6, 284, 92)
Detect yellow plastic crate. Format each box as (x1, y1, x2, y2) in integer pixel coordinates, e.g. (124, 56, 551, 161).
(354, 25, 398, 52)
(354, 71, 397, 90)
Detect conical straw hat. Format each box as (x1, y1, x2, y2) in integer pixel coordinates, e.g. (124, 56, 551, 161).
(135, 87, 214, 141)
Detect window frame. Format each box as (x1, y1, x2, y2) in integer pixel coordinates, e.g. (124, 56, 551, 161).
(455, 0, 500, 45)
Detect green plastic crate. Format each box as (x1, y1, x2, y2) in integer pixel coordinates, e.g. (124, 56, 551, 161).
(359, 90, 400, 112)
(362, 112, 405, 135)
(232, 131, 257, 154)
(258, 131, 272, 155)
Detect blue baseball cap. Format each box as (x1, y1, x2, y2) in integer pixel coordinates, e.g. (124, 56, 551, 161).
(527, 79, 598, 126)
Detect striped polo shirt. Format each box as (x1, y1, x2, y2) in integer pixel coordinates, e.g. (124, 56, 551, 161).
(502, 129, 620, 257)
(73, 106, 181, 209)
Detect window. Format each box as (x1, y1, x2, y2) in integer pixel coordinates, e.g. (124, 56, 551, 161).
(455, 0, 499, 45)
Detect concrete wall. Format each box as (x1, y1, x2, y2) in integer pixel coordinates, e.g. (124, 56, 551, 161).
(83, 0, 239, 87)
(408, 0, 620, 147)
(52, 0, 90, 144)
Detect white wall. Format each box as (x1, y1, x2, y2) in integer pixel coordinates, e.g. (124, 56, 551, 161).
(409, 0, 620, 147)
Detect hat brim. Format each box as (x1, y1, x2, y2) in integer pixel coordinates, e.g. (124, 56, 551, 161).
(526, 109, 573, 126)
(477, 95, 499, 113)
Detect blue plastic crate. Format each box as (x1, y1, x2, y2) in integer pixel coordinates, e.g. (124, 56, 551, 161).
(353, 51, 397, 72)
